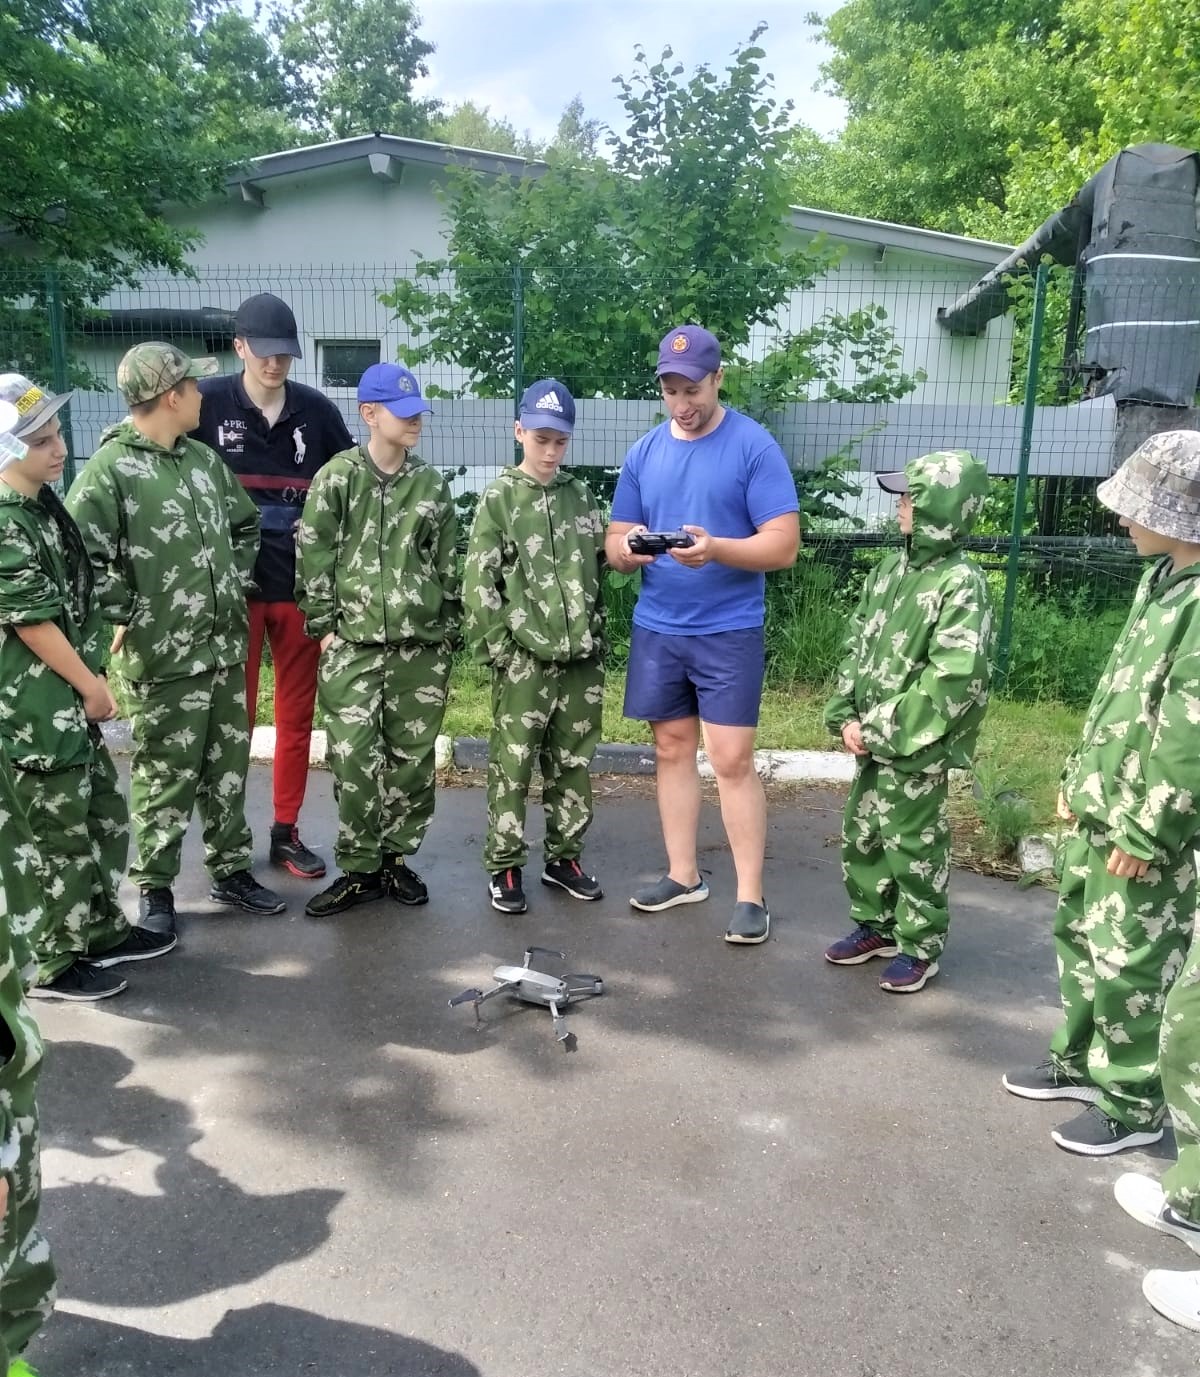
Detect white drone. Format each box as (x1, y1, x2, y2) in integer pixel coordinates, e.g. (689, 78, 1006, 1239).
(449, 947, 604, 1048)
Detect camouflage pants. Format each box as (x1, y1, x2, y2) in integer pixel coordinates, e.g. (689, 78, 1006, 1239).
(841, 760, 951, 962)
(484, 651, 604, 872)
(15, 737, 131, 984)
(121, 666, 253, 889)
(1160, 923, 1200, 1223)
(0, 752, 57, 1365)
(1048, 827, 1194, 1130)
(319, 638, 450, 872)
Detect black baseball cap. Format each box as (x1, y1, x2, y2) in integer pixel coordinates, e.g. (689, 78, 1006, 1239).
(233, 293, 302, 359)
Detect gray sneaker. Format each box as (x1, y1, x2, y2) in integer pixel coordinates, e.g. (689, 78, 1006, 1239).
(629, 875, 709, 912)
(1002, 1060, 1101, 1103)
(724, 901, 770, 945)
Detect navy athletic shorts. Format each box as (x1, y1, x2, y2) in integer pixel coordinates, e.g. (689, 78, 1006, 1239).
(623, 624, 765, 727)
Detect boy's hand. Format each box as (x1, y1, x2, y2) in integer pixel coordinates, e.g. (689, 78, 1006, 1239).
(841, 720, 869, 756)
(1056, 791, 1075, 821)
(670, 525, 711, 567)
(109, 625, 127, 656)
(1107, 845, 1150, 880)
(320, 633, 335, 653)
(83, 676, 118, 723)
(0, 1175, 7, 1217)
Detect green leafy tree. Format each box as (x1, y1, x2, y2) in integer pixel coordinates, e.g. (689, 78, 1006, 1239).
(798, 0, 1200, 243)
(549, 95, 602, 165)
(0, 0, 243, 379)
(383, 28, 841, 399)
(431, 101, 543, 159)
(795, 0, 1099, 234)
(270, 0, 441, 140)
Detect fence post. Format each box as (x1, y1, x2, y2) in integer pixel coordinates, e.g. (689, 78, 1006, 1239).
(511, 263, 524, 414)
(995, 262, 1049, 689)
(44, 266, 77, 488)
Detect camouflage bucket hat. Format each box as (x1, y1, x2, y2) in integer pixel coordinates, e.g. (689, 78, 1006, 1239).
(1097, 430, 1200, 543)
(117, 341, 218, 406)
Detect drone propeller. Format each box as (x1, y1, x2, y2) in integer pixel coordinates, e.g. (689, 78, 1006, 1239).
(447, 987, 484, 1008)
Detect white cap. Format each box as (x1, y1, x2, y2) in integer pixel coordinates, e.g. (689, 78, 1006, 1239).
(0, 400, 29, 472)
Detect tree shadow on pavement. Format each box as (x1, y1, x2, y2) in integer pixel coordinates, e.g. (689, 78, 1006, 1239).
(35, 1303, 481, 1377)
(38, 1042, 341, 1308)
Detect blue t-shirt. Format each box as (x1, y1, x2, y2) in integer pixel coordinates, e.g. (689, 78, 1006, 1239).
(610, 407, 798, 634)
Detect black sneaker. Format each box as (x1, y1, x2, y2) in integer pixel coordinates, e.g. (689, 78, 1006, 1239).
(1051, 1105, 1164, 1156)
(304, 871, 387, 917)
(1002, 1060, 1101, 1103)
(84, 927, 178, 968)
(209, 870, 286, 915)
(138, 887, 177, 936)
(541, 858, 603, 901)
(269, 825, 327, 879)
(489, 867, 527, 914)
(28, 961, 128, 1002)
(384, 854, 429, 906)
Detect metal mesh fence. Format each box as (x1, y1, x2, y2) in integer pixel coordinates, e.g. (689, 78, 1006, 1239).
(2, 259, 1193, 706)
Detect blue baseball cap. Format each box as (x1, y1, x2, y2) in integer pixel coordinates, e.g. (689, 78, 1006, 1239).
(656, 325, 721, 381)
(357, 363, 432, 418)
(518, 378, 575, 434)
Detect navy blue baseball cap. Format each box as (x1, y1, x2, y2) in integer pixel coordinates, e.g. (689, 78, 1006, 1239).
(656, 325, 721, 381)
(518, 378, 575, 434)
(357, 363, 433, 418)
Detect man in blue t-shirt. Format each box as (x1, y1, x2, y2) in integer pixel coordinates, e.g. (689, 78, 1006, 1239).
(606, 325, 800, 946)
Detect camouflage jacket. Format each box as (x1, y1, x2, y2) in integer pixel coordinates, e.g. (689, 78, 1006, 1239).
(824, 451, 995, 773)
(295, 445, 460, 646)
(0, 485, 103, 772)
(463, 467, 605, 666)
(1062, 556, 1200, 861)
(66, 420, 260, 683)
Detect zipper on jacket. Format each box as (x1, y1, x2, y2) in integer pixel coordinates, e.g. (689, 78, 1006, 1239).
(541, 485, 573, 658)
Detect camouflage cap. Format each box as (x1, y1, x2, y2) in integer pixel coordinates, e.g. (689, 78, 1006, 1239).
(1097, 430, 1200, 543)
(117, 341, 217, 406)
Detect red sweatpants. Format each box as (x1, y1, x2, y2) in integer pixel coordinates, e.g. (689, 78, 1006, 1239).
(246, 599, 321, 826)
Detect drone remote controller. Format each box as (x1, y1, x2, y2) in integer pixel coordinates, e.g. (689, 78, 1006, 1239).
(628, 530, 695, 555)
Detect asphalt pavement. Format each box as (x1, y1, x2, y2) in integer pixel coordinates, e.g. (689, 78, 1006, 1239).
(27, 765, 1200, 1376)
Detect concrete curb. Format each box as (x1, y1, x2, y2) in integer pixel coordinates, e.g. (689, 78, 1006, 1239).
(98, 722, 1056, 876)
(99, 722, 857, 782)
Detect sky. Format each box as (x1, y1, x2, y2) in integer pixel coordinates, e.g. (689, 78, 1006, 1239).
(411, 0, 847, 146)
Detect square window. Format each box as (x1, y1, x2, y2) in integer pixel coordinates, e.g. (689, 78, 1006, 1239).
(320, 340, 381, 388)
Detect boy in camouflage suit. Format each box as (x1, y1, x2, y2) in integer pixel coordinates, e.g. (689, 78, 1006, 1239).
(463, 380, 606, 914)
(0, 736, 58, 1376)
(295, 363, 458, 917)
(0, 375, 175, 1002)
(823, 449, 994, 993)
(67, 343, 284, 933)
(1006, 431, 1200, 1168)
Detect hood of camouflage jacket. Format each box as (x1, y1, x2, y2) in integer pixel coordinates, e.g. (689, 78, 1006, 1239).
(906, 449, 989, 568)
(97, 417, 186, 456)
